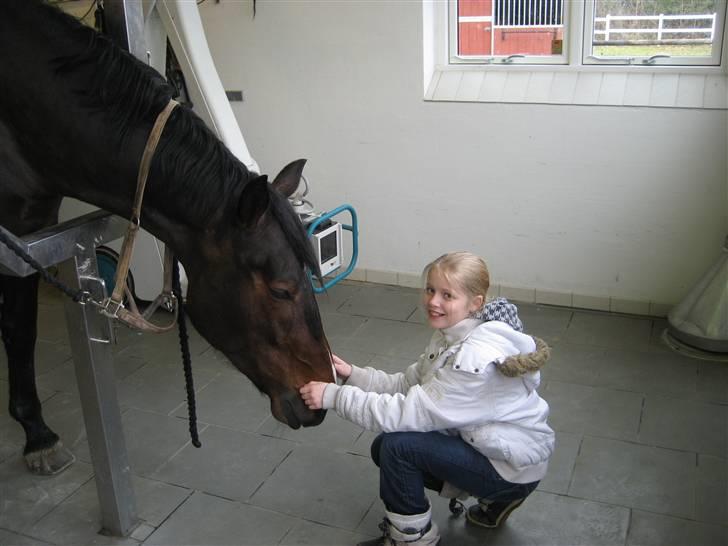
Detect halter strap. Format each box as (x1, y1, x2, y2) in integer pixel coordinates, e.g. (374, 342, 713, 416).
(102, 99, 179, 333)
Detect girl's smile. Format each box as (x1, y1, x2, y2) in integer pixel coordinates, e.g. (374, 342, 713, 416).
(423, 269, 483, 330)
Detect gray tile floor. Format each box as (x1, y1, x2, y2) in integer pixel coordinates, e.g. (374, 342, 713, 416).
(1, 280, 727, 545)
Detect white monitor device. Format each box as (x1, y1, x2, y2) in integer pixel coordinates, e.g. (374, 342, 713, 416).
(311, 221, 342, 277)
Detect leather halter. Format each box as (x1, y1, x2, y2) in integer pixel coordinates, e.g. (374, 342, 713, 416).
(100, 99, 179, 333)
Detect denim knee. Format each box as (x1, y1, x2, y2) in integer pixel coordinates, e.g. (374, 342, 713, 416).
(371, 432, 414, 467)
(370, 432, 385, 467)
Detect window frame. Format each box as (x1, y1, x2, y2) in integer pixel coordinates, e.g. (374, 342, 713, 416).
(446, 0, 728, 70)
(582, 0, 727, 67)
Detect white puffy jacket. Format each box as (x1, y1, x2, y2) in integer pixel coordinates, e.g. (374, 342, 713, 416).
(321, 318, 555, 483)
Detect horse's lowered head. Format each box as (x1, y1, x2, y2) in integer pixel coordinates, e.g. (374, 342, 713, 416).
(179, 159, 333, 429)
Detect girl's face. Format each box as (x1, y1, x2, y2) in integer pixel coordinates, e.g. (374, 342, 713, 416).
(423, 269, 483, 330)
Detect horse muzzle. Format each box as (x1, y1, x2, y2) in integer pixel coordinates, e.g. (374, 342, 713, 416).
(276, 391, 326, 429)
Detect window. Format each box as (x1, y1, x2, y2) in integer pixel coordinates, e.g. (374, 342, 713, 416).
(584, 0, 726, 66)
(448, 0, 727, 67)
(450, 0, 568, 64)
(428, 0, 728, 107)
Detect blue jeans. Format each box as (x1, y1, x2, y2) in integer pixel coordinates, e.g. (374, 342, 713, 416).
(370, 431, 539, 516)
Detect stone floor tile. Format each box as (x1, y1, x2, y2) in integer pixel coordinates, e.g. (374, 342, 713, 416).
(537, 431, 581, 495)
(256, 412, 363, 450)
(540, 342, 606, 387)
(516, 303, 573, 346)
(116, 362, 217, 415)
(152, 425, 293, 502)
(250, 444, 378, 530)
(25, 474, 187, 546)
(544, 381, 643, 441)
(570, 436, 695, 519)
(365, 353, 416, 374)
(342, 318, 434, 359)
(319, 311, 368, 342)
(349, 429, 379, 458)
(627, 510, 728, 546)
(336, 284, 420, 321)
(696, 454, 728, 526)
(0, 457, 94, 533)
(639, 395, 727, 457)
(280, 519, 372, 545)
(143, 491, 295, 545)
(696, 360, 728, 404)
(0, 528, 53, 545)
(314, 282, 363, 313)
(121, 408, 199, 477)
(596, 347, 698, 397)
(172, 371, 271, 433)
(565, 311, 653, 351)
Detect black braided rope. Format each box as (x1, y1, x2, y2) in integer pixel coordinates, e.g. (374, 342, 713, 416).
(172, 258, 201, 448)
(0, 227, 86, 302)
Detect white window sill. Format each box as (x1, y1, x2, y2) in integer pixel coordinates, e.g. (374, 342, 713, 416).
(425, 66, 728, 109)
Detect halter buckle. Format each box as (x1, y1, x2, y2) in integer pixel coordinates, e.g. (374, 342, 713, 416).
(100, 297, 125, 319)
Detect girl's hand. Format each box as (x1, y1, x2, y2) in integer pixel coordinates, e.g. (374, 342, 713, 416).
(332, 354, 352, 379)
(300, 381, 328, 410)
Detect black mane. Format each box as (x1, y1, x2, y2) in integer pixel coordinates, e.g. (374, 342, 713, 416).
(268, 190, 323, 280)
(39, 1, 317, 270)
(45, 4, 250, 226)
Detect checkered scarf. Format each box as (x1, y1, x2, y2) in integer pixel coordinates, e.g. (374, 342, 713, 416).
(473, 297, 523, 332)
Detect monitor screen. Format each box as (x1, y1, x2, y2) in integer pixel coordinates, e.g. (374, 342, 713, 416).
(319, 231, 338, 263)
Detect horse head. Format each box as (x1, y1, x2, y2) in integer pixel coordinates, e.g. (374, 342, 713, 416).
(182, 159, 332, 429)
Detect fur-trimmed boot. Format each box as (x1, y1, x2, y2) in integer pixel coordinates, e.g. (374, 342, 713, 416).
(357, 505, 440, 546)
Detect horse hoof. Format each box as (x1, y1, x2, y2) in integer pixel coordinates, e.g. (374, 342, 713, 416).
(24, 442, 76, 476)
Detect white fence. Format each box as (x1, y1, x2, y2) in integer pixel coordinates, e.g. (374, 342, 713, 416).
(594, 13, 716, 44)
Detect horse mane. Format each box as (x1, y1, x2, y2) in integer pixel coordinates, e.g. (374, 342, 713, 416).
(39, 4, 245, 225)
(35, 1, 320, 273)
(268, 190, 323, 280)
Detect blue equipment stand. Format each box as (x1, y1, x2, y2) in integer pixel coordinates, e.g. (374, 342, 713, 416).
(307, 204, 358, 293)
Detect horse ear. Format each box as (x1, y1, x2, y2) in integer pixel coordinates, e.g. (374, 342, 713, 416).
(238, 175, 270, 228)
(271, 159, 307, 198)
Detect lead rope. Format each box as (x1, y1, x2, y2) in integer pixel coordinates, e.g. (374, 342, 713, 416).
(171, 257, 201, 448)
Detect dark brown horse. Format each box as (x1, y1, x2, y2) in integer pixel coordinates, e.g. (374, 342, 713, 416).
(0, 0, 332, 474)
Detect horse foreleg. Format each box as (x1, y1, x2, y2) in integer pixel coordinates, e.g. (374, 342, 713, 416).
(1, 272, 75, 475)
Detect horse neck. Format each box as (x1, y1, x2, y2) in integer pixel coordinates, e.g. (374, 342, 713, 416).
(66, 118, 223, 264)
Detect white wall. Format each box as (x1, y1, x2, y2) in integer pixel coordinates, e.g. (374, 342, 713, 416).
(198, 0, 727, 310)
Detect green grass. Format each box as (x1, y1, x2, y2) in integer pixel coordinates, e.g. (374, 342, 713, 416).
(593, 43, 712, 57)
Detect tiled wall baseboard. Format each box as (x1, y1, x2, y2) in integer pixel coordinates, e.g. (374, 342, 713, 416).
(343, 268, 672, 318)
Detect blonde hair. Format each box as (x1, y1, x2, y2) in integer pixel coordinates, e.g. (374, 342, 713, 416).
(422, 252, 490, 301)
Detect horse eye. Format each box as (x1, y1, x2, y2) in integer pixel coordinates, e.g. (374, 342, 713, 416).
(270, 288, 292, 300)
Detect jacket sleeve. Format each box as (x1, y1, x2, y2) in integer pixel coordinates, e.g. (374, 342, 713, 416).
(322, 366, 494, 433)
(345, 353, 430, 395)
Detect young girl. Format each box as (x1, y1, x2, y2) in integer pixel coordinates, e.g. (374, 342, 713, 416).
(300, 252, 554, 546)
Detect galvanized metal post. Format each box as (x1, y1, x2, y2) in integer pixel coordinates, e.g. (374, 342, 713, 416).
(0, 212, 138, 537)
(59, 244, 137, 537)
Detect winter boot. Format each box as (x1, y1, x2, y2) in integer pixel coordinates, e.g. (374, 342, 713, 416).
(357, 505, 440, 546)
(466, 497, 525, 529)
